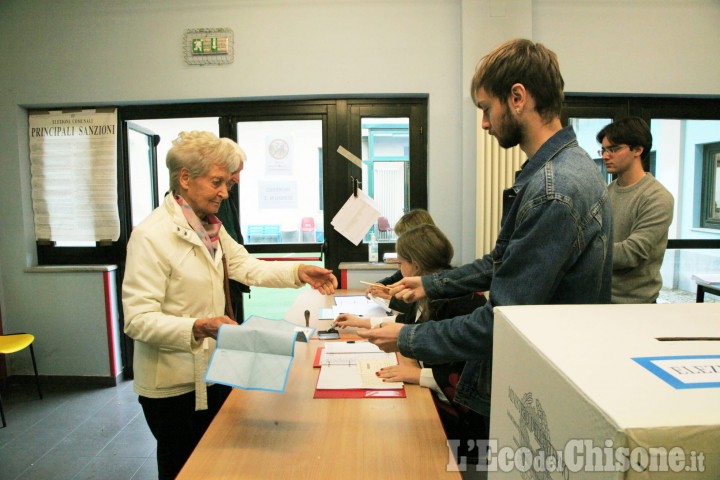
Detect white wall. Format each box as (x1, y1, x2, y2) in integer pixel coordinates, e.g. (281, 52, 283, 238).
(0, 0, 718, 377)
(534, 0, 720, 95)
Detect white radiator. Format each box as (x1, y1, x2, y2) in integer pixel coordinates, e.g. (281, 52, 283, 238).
(373, 162, 405, 238)
(475, 115, 526, 256)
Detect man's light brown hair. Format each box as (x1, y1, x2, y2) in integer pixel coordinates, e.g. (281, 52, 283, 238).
(470, 39, 564, 123)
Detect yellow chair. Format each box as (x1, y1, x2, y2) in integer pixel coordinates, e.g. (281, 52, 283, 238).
(0, 333, 43, 428)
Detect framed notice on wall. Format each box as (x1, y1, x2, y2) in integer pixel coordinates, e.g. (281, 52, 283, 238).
(28, 108, 120, 242)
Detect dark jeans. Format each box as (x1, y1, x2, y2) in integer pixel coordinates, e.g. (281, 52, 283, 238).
(139, 384, 232, 479)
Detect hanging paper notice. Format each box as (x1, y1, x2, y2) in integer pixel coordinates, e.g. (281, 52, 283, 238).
(29, 109, 120, 242)
(330, 189, 381, 245)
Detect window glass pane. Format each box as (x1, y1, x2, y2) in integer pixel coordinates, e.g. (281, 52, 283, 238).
(651, 119, 720, 238)
(236, 120, 324, 245)
(131, 118, 218, 204)
(130, 117, 218, 203)
(651, 120, 720, 302)
(361, 117, 409, 243)
(713, 153, 720, 220)
(128, 128, 155, 228)
(650, 120, 683, 243)
(568, 117, 613, 182)
(660, 248, 720, 303)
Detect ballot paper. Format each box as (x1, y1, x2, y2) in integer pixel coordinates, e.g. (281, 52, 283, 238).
(204, 316, 316, 393)
(333, 295, 392, 317)
(330, 188, 381, 246)
(357, 359, 404, 388)
(370, 295, 391, 312)
(316, 341, 403, 390)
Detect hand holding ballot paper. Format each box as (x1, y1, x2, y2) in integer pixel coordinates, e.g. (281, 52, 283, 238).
(360, 281, 394, 302)
(205, 316, 316, 393)
(334, 313, 370, 330)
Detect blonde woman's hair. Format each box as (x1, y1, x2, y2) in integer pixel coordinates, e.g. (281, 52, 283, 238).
(166, 131, 246, 192)
(394, 209, 435, 236)
(396, 224, 453, 321)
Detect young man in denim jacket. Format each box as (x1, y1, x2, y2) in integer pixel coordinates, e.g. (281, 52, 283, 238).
(359, 39, 613, 440)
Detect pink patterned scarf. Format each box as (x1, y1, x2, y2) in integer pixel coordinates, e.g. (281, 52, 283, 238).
(174, 195, 222, 258)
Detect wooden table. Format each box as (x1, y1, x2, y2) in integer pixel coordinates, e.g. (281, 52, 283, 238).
(178, 289, 461, 479)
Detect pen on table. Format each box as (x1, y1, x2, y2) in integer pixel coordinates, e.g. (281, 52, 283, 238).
(304, 310, 310, 328)
(359, 281, 391, 290)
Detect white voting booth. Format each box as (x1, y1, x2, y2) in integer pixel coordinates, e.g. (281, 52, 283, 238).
(486, 303, 719, 479)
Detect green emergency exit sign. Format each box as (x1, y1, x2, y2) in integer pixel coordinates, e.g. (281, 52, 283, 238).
(184, 28, 234, 65)
(191, 36, 228, 55)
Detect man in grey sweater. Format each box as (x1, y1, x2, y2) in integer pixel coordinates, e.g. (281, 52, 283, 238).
(597, 117, 674, 303)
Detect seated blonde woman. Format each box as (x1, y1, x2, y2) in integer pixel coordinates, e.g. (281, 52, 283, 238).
(335, 224, 485, 394)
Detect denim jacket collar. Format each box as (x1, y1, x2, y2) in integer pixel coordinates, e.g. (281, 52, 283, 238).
(512, 126, 578, 193)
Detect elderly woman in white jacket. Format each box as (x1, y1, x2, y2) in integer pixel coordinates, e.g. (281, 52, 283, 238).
(122, 130, 336, 480)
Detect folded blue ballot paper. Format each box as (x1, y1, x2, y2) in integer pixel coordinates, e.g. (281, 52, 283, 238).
(204, 316, 316, 393)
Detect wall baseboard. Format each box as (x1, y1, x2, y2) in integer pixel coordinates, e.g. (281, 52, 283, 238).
(2, 373, 125, 388)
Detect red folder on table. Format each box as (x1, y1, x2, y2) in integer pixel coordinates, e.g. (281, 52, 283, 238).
(312, 347, 406, 399)
(313, 387, 406, 399)
(313, 347, 324, 368)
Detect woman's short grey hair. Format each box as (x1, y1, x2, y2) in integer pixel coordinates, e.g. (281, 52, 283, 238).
(167, 131, 246, 192)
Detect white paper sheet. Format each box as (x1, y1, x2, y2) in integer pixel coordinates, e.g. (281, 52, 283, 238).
(330, 189, 381, 245)
(319, 341, 397, 365)
(357, 359, 404, 388)
(324, 340, 385, 354)
(333, 295, 392, 318)
(315, 341, 402, 390)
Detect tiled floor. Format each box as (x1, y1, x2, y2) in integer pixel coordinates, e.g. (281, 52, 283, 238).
(658, 286, 716, 303)
(0, 379, 157, 480)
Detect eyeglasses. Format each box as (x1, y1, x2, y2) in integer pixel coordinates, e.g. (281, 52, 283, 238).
(597, 145, 629, 156)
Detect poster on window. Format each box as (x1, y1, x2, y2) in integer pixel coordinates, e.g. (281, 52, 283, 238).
(28, 108, 120, 242)
(265, 135, 294, 176)
(258, 181, 298, 209)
